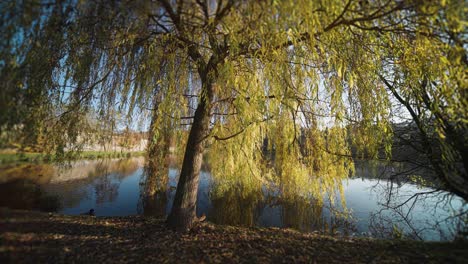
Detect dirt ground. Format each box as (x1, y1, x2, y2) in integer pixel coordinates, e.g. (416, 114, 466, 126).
(1, 208, 467, 263)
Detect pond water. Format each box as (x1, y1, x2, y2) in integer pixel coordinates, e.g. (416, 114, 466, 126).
(0, 157, 465, 241)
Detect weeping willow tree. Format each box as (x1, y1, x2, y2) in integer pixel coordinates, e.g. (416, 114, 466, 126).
(1, 0, 464, 230)
(375, 0, 468, 199)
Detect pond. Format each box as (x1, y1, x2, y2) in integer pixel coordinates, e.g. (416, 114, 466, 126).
(0, 157, 465, 241)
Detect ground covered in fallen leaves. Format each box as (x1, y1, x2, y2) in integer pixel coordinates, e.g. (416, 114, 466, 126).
(1, 209, 467, 263)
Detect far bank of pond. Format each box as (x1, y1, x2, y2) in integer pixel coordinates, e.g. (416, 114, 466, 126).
(0, 151, 145, 164)
(0, 157, 466, 241)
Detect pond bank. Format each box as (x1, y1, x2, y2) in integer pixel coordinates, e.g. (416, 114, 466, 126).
(0, 151, 145, 165)
(1, 209, 467, 263)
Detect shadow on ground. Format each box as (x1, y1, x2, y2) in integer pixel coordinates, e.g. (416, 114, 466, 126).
(1, 209, 467, 263)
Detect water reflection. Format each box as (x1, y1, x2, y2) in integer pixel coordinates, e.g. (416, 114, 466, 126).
(0, 163, 55, 184)
(277, 195, 353, 235)
(206, 177, 357, 236)
(138, 163, 169, 217)
(348, 161, 467, 240)
(91, 159, 141, 204)
(0, 158, 465, 241)
(0, 158, 143, 215)
(94, 172, 119, 204)
(0, 178, 61, 212)
(366, 179, 467, 240)
(209, 182, 263, 226)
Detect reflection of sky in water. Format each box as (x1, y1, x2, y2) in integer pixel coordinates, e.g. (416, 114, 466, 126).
(61, 168, 144, 216)
(1, 158, 466, 241)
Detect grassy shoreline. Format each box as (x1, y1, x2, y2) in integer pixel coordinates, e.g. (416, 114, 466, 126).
(1, 208, 467, 263)
(0, 151, 145, 164)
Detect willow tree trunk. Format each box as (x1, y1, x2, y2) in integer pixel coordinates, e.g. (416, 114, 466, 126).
(166, 83, 212, 230)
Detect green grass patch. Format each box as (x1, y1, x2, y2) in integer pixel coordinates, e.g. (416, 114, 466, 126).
(0, 151, 145, 165)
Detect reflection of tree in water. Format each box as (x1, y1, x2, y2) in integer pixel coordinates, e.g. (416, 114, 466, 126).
(0, 164, 55, 184)
(279, 195, 324, 231)
(111, 159, 142, 180)
(90, 159, 141, 179)
(209, 179, 355, 234)
(138, 163, 169, 217)
(0, 179, 61, 212)
(367, 175, 467, 240)
(0, 158, 142, 212)
(209, 182, 263, 226)
(91, 159, 141, 204)
(266, 191, 354, 235)
(42, 158, 142, 209)
(93, 172, 119, 204)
